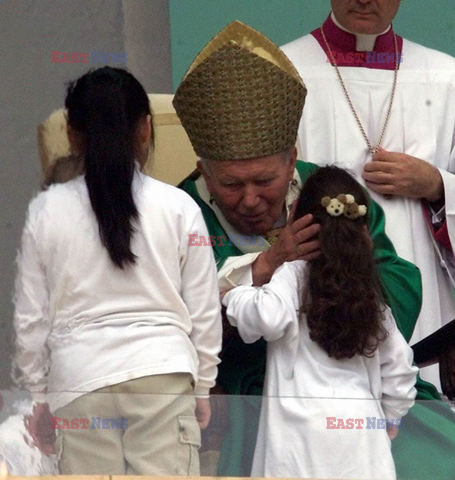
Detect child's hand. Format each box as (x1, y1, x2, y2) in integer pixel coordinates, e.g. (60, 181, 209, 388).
(196, 397, 211, 430)
(386, 423, 399, 440)
(24, 402, 56, 455)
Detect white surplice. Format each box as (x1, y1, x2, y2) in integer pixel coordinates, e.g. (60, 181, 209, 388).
(283, 34, 455, 388)
(223, 261, 417, 480)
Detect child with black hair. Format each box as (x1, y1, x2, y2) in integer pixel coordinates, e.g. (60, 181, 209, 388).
(222, 166, 418, 480)
(12, 67, 221, 475)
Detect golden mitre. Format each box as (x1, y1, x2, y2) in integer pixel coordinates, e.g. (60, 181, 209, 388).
(173, 20, 306, 161)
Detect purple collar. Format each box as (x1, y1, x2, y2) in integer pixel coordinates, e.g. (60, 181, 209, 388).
(312, 15, 403, 70)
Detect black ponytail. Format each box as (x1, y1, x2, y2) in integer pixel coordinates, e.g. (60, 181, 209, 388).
(65, 67, 152, 268)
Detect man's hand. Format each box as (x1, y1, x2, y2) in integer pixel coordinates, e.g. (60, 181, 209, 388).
(362, 148, 443, 202)
(195, 397, 211, 430)
(24, 402, 56, 455)
(252, 213, 320, 285)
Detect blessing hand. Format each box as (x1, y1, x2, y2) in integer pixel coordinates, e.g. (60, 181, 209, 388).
(253, 212, 320, 285)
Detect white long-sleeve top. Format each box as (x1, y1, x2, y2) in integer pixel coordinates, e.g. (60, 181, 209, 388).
(13, 171, 222, 411)
(223, 260, 417, 479)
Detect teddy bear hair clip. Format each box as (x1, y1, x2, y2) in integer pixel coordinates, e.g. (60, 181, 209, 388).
(321, 194, 367, 219)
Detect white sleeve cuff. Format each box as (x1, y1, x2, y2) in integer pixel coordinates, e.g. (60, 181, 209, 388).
(217, 253, 261, 291)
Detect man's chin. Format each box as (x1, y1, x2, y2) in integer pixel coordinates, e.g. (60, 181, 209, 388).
(231, 220, 271, 236)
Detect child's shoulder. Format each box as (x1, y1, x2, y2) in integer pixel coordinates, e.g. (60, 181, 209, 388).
(279, 259, 308, 277)
(271, 260, 308, 293)
(137, 172, 201, 214)
(381, 304, 398, 332)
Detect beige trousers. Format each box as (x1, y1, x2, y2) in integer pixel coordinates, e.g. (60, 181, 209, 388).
(54, 373, 200, 475)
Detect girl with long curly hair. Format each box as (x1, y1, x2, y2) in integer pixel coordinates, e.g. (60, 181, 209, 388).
(222, 166, 418, 480)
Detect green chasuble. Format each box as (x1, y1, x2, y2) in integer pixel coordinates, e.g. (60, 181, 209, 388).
(181, 160, 455, 479)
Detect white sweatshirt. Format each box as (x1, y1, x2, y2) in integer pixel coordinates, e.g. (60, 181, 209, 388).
(12, 170, 222, 411)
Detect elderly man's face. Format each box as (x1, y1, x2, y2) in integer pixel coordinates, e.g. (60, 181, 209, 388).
(331, 0, 401, 34)
(199, 150, 297, 235)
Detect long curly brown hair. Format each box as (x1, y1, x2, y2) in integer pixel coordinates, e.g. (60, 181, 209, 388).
(294, 166, 387, 359)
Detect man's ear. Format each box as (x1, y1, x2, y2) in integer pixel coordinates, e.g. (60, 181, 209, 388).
(197, 159, 210, 181)
(197, 160, 215, 196)
(287, 146, 298, 179)
(290, 146, 298, 167)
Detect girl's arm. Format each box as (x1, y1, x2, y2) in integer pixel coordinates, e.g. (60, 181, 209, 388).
(13, 201, 56, 453)
(222, 261, 305, 344)
(12, 200, 51, 401)
(379, 307, 419, 422)
(181, 207, 222, 398)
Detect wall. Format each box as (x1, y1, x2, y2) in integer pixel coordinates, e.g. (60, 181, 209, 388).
(169, 0, 455, 89)
(0, 0, 172, 387)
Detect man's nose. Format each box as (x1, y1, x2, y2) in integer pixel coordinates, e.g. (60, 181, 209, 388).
(241, 185, 260, 209)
